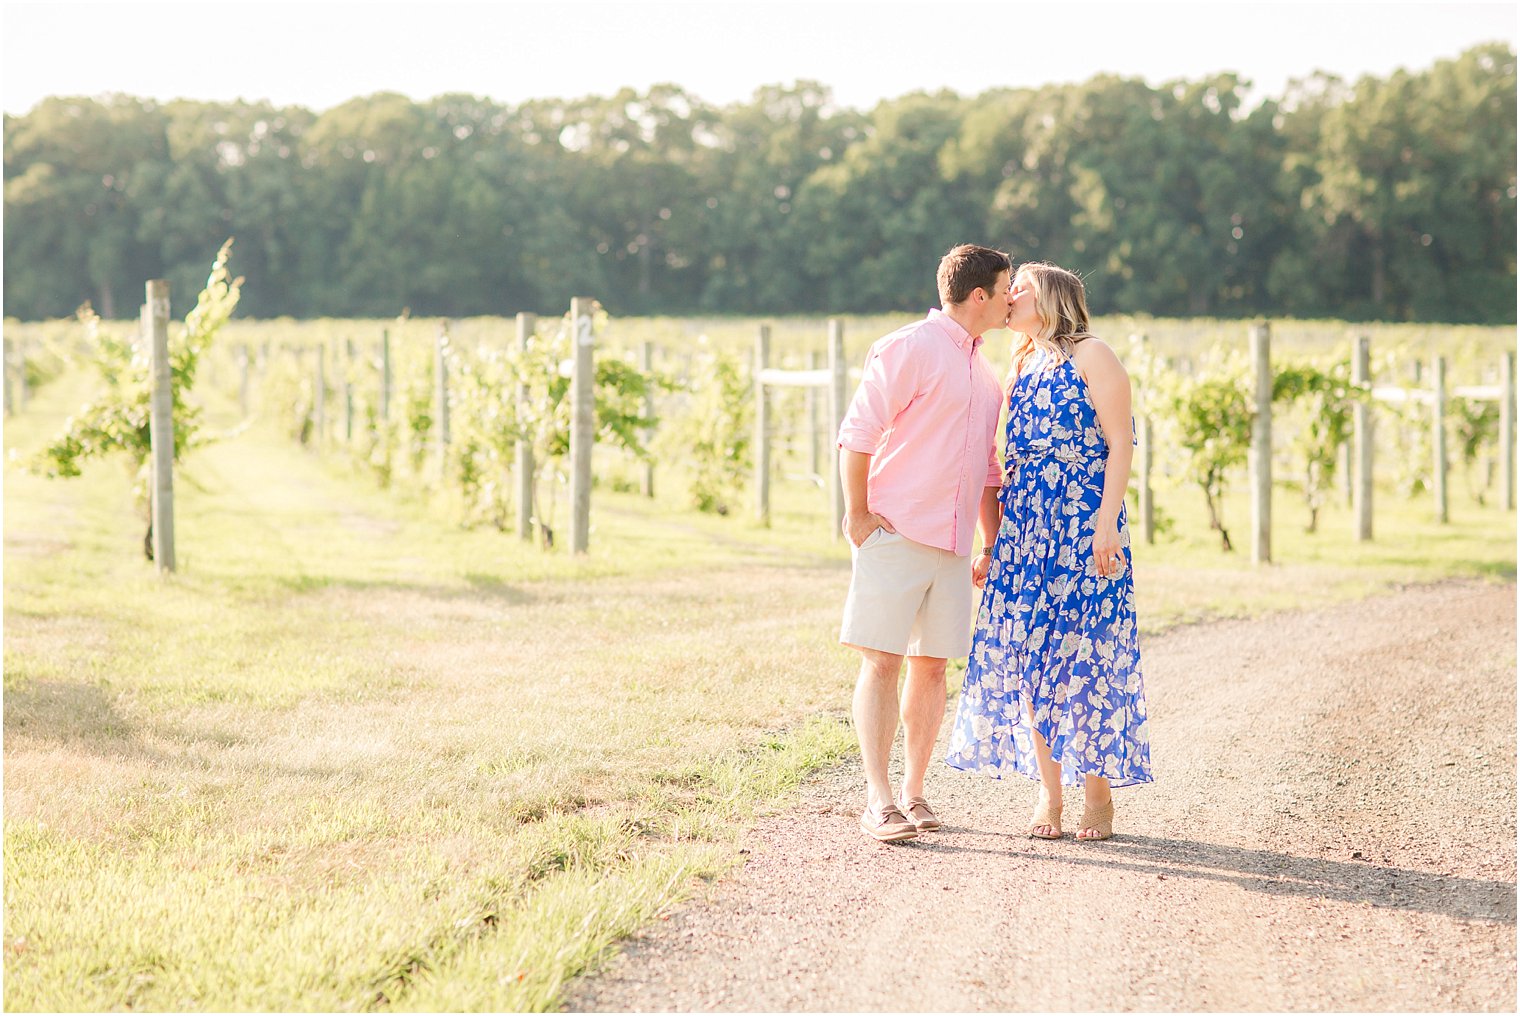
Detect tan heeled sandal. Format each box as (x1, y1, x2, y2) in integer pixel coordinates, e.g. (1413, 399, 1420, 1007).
(1029, 793, 1062, 839)
(1077, 797, 1114, 841)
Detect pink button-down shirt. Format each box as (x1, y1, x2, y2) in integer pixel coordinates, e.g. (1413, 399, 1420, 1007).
(837, 309, 1004, 556)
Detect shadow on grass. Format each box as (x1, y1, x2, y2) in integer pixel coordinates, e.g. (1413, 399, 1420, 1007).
(917, 832, 1516, 924)
(4, 676, 271, 765)
(462, 571, 540, 601)
(597, 503, 852, 573)
(4, 678, 148, 752)
(269, 572, 539, 606)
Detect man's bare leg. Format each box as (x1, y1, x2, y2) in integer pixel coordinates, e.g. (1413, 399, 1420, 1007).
(899, 655, 948, 801)
(852, 647, 904, 812)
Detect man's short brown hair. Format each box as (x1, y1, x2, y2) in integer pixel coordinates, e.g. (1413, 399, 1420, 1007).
(937, 244, 1012, 305)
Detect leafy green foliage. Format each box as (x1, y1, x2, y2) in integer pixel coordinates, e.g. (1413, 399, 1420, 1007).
(397, 354, 436, 479)
(1288, 44, 1517, 322)
(1148, 354, 1253, 551)
(31, 241, 242, 553)
(513, 307, 663, 540)
(241, 305, 662, 544)
(1271, 359, 1360, 532)
(447, 340, 521, 529)
(655, 351, 752, 514)
(1450, 395, 1501, 504)
(4, 47, 1513, 323)
(1376, 360, 1435, 498)
(257, 346, 317, 444)
(4, 327, 67, 402)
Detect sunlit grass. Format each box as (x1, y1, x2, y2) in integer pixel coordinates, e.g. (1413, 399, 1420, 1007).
(1130, 474, 1513, 628)
(5, 373, 861, 1011)
(3, 362, 1513, 1011)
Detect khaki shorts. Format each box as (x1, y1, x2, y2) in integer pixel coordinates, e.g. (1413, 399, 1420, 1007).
(839, 528, 973, 659)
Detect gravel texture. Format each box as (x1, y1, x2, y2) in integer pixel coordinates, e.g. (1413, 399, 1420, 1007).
(564, 580, 1517, 1012)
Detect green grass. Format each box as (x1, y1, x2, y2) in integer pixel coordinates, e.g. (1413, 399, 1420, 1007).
(3, 363, 1514, 1011)
(1128, 478, 1514, 627)
(5, 373, 865, 1011)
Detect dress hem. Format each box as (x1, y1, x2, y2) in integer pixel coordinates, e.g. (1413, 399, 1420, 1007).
(944, 751, 1155, 789)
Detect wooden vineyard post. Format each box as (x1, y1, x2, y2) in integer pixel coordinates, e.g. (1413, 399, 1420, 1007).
(1352, 335, 1373, 541)
(314, 344, 326, 448)
(343, 338, 355, 443)
(1432, 356, 1448, 523)
(3, 338, 14, 417)
(1249, 321, 1272, 564)
(434, 321, 451, 477)
(640, 341, 656, 498)
(516, 312, 537, 541)
(145, 280, 176, 573)
(238, 343, 251, 419)
(15, 338, 27, 411)
(827, 319, 847, 541)
(1339, 441, 1353, 507)
(1132, 333, 1155, 545)
(755, 324, 772, 525)
(756, 337, 847, 535)
(807, 349, 823, 481)
(379, 328, 392, 426)
(1502, 351, 1516, 512)
(568, 298, 595, 554)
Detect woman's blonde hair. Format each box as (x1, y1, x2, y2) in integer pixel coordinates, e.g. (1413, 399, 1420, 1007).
(1009, 261, 1098, 378)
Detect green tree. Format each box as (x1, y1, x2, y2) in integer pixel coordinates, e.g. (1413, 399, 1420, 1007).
(696, 82, 866, 312)
(792, 91, 974, 312)
(3, 48, 1514, 322)
(162, 99, 318, 318)
(1295, 45, 1516, 322)
(3, 95, 168, 319)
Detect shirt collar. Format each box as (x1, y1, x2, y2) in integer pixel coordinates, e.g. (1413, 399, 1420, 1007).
(927, 308, 983, 351)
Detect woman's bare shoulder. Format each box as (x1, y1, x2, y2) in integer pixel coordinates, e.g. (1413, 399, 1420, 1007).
(1072, 336, 1127, 378)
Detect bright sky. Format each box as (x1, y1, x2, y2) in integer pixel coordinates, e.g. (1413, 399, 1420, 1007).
(2, 0, 1516, 117)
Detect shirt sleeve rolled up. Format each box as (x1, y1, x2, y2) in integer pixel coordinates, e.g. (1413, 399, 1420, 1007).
(836, 335, 921, 454)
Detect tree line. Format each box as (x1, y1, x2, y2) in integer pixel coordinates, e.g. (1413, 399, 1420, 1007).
(4, 43, 1514, 324)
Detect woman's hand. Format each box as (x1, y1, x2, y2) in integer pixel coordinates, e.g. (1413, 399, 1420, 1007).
(1092, 516, 1124, 578)
(973, 549, 993, 588)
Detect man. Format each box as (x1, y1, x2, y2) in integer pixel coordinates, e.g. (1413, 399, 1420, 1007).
(837, 243, 1011, 843)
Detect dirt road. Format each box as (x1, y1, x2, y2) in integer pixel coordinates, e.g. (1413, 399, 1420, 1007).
(565, 580, 1517, 1012)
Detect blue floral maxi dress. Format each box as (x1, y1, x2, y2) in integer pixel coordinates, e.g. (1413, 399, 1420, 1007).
(946, 349, 1153, 787)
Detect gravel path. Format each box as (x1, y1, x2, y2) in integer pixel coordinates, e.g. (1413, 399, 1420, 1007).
(565, 580, 1517, 1012)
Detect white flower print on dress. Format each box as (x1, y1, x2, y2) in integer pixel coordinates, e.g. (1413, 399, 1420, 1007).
(946, 350, 1153, 788)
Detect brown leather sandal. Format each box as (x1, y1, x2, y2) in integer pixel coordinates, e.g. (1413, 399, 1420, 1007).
(1029, 792, 1062, 839)
(1077, 797, 1114, 841)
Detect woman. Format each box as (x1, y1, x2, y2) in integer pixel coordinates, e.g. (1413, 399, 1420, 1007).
(945, 261, 1152, 840)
